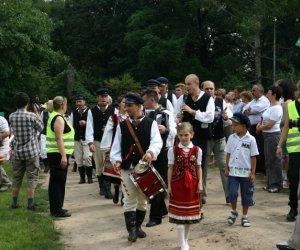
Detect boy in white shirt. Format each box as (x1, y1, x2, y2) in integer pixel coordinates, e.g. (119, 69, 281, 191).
(225, 113, 259, 227)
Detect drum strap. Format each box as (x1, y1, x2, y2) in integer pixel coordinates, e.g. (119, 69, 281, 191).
(125, 119, 145, 156)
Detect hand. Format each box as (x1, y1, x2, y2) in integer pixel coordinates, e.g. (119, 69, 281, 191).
(168, 186, 173, 197)
(196, 182, 203, 194)
(79, 120, 86, 126)
(256, 124, 261, 133)
(276, 147, 282, 159)
(244, 109, 251, 116)
(89, 143, 95, 152)
(142, 152, 153, 163)
(60, 155, 68, 169)
(176, 113, 183, 119)
(224, 168, 229, 177)
(114, 161, 121, 172)
(158, 125, 167, 134)
(222, 108, 228, 120)
(0, 153, 5, 165)
(182, 104, 193, 114)
(249, 173, 255, 183)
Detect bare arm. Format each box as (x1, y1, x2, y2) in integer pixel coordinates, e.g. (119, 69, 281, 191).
(54, 116, 68, 168)
(196, 165, 202, 193)
(249, 156, 257, 183)
(167, 165, 173, 197)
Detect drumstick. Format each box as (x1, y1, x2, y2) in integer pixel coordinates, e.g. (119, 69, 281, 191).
(116, 170, 130, 197)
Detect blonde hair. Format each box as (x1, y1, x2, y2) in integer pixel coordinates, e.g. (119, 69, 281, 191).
(177, 122, 194, 134)
(240, 91, 253, 103)
(53, 96, 67, 111)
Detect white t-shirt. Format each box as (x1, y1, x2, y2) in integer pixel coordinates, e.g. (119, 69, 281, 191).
(0, 116, 10, 155)
(225, 131, 259, 177)
(261, 105, 283, 133)
(168, 142, 202, 166)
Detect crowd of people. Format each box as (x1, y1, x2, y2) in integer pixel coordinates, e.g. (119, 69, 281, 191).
(1, 74, 300, 250)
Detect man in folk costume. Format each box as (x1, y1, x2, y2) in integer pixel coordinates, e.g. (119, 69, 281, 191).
(86, 88, 115, 198)
(70, 94, 93, 184)
(176, 74, 215, 204)
(110, 93, 162, 242)
(141, 90, 177, 227)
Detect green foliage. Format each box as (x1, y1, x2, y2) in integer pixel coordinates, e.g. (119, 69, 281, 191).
(104, 73, 141, 98)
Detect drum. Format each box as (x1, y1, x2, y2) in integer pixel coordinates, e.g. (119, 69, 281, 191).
(102, 156, 121, 184)
(130, 165, 167, 199)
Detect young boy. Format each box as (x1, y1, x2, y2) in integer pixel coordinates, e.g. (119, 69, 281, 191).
(225, 112, 259, 227)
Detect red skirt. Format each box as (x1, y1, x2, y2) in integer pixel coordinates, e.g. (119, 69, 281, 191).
(169, 172, 201, 224)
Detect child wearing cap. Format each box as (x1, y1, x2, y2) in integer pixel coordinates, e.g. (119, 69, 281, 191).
(224, 112, 259, 227)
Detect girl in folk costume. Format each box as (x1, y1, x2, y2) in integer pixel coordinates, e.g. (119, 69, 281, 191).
(100, 95, 127, 204)
(168, 122, 202, 250)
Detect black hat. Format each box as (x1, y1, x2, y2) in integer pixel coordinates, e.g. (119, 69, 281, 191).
(96, 87, 109, 96)
(156, 76, 169, 86)
(146, 79, 160, 87)
(124, 93, 144, 105)
(75, 94, 86, 101)
(230, 112, 251, 128)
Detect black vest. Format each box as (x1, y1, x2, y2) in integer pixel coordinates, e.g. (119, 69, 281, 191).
(212, 98, 224, 139)
(120, 117, 153, 170)
(148, 108, 169, 149)
(41, 111, 49, 135)
(72, 107, 89, 141)
(182, 92, 212, 140)
(91, 105, 115, 141)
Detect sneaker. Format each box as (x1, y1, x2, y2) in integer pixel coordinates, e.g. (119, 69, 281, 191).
(241, 216, 251, 227)
(0, 186, 9, 192)
(276, 242, 295, 250)
(227, 211, 238, 225)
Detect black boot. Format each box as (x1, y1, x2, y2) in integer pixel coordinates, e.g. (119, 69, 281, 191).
(124, 211, 137, 242)
(113, 185, 119, 204)
(136, 210, 147, 238)
(97, 175, 105, 196)
(104, 180, 113, 199)
(72, 161, 77, 172)
(42, 158, 49, 173)
(78, 167, 86, 184)
(86, 167, 93, 184)
(286, 208, 298, 221)
(121, 192, 124, 206)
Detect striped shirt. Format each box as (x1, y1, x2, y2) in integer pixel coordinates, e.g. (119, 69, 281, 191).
(9, 109, 43, 160)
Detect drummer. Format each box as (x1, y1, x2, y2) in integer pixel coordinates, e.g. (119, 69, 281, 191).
(110, 93, 162, 243)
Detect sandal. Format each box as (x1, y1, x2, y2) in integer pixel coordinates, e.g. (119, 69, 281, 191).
(241, 217, 251, 227)
(227, 211, 238, 225)
(269, 188, 280, 193)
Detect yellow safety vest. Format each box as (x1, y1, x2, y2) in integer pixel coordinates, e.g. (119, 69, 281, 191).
(46, 111, 75, 154)
(286, 101, 300, 153)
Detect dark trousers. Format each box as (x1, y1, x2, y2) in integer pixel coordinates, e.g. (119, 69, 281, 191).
(288, 153, 300, 210)
(149, 148, 168, 221)
(249, 125, 265, 173)
(48, 154, 68, 215)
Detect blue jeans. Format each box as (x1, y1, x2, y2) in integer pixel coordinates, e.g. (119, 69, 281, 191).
(228, 176, 254, 207)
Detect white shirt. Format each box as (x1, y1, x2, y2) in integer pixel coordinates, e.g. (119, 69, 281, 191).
(261, 105, 283, 133)
(85, 105, 110, 144)
(100, 114, 128, 150)
(164, 92, 178, 115)
(145, 108, 177, 149)
(110, 117, 163, 165)
(245, 95, 270, 125)
(175, 91, 215, 123)
(233, 99, 244, 113)
(225, 131, 259, 177)
(0, 116, 9, 155)
(168, 142, 202, 166)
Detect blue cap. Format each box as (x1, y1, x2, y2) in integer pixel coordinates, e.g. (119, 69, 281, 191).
(75, 94, 86, 101)
(146, 79, 160, 86)
(156, 76, 169, 85)
(230, 112, 251, 128)
(96, 87, 109, 96)
(124, 93, 144, 105)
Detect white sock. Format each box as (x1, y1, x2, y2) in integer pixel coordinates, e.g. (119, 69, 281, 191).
(177, 225, 186, 249)
(184, 224, 190, 249)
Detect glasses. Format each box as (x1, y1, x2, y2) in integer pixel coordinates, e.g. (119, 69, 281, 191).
(205, 88, 214, 90)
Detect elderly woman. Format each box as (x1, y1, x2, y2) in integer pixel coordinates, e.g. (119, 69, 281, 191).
(46, 96, 74, 217)
(256, 86, 283, 193)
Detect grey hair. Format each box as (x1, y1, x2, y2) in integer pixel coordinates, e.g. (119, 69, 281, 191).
(253, 83, 264, 93)
(53, 96, 67, 110)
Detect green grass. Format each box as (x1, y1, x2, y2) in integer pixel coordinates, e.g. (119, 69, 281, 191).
(0, 162, 63, 250)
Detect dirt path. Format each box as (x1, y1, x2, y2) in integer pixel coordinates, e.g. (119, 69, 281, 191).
(54, 165, 295, 250)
